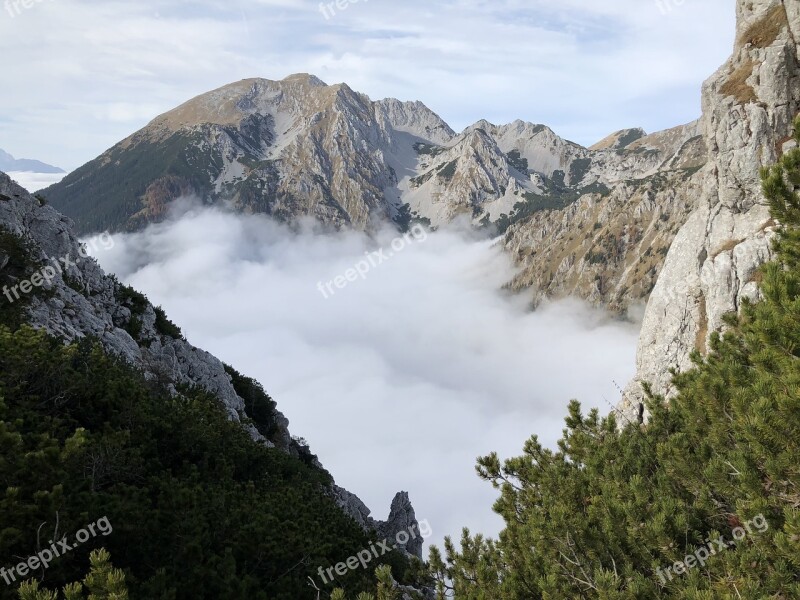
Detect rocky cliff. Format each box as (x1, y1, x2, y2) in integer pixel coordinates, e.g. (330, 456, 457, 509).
(621, 0, 799, 415)
(0, 171, 420, 548)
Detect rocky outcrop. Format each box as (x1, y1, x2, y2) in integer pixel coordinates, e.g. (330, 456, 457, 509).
(377, 492, 424, 558)
(0, 171, 421, 552)
(333, 487, 423, 559)
(621, 0, 799, 415)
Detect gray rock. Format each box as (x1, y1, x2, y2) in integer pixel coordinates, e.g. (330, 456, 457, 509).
(620, 0, 799, 418)
(332, 486, 425, 559)
(377, 491, 424, 559)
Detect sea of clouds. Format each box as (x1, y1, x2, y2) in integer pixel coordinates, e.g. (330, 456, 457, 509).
(91, 200, 640, 550)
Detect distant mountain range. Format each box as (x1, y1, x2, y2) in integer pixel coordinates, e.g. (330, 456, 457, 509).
(0, 148, 64, 173)
(40, 74, 706, 312)
(42, 75, 701, 236)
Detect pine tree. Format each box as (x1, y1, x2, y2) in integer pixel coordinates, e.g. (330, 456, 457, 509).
(17, 550, 127, 600)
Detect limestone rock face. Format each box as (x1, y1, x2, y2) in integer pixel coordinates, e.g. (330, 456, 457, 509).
(503, 160, 703, 313)
(0, 172, 279, 441)
(332, 485, 375, 531)
(621, 0, 799, 415)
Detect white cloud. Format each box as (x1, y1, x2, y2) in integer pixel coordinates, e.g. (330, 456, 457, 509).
(0, 0, 734, 169)
(93, 203, 640, 549)
(6, 171, 66, 192)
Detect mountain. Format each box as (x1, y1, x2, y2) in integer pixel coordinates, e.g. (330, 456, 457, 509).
(43, 76, 705, 311)
(621, 0, 799, 415)
(43, 74, 453, 234)
(0, 148, 64, 173)
(0, 172, 429, 598)
(501, 121, 705, 311)
(37, 2, 795, 344)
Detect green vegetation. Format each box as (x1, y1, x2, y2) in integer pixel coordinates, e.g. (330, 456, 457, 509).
(413, 143, 445, 158)
(615, 129, 645, 149)
(0, 229, 49, 329)
(330, 565, 409, 600)
(437, 160, 458, 182)
(409, 170, 435, 188)
(62, 273, 86, 297)
(18, 550, 128, 600)
(153, 306, 183, 339)
(0, 322, 418, 599)
(44, 129, 224, 234)
(585, 231, 627, 266)
(494, 180, 610, 235)
(114, 282, 148, 340)
(568, 157, 592, 184)
(223, 364, 280, 442)
(430, 118, 800, 598)
(392, 203, 413, 232)
(505, 150, 529, 174)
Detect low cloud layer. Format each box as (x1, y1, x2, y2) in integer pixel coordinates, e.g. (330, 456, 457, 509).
(6, 172, 66, 192)
(93, 203, 640, 549)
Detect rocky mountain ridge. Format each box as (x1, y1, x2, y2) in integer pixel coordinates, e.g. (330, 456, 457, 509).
(0, 171, 421, 556)
(44, 74, 706, 311)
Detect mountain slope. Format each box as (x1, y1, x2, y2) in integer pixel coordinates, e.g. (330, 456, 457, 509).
(0, 172, 427, 598)
(500, 122, 706, 311)
(44, 74, 453, 234)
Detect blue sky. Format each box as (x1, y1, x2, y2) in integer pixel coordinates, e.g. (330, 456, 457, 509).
(0, 0, 734, 171)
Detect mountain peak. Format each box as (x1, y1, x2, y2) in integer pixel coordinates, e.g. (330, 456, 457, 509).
(589, 128, 647, 151)
(281, 73, 328, 87)
(0, 148, 64, 174)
